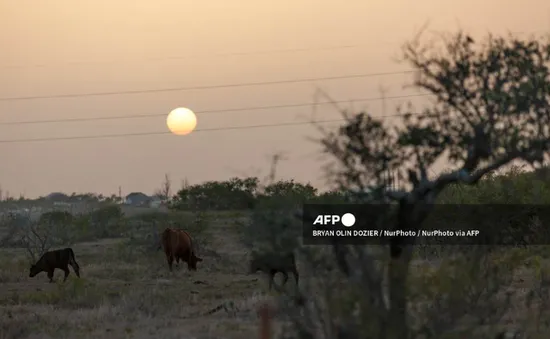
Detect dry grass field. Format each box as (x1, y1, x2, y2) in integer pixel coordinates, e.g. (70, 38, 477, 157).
(2, 207, 550, 338)
(0, 211, 278, 339)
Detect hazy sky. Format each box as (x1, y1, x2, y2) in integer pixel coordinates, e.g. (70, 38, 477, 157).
(1, 0, 548, 198)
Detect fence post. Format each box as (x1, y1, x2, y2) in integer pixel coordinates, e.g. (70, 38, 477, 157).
(258, 303, 271, 339)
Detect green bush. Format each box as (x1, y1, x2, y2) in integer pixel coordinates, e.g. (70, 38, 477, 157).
(438, 166, 550, 204)
(170, 177, 322, 211)
(241, 196, 301, 254)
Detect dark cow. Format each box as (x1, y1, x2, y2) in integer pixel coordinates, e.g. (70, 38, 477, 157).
(160, 228, 203, 272)
(29, 247, 81, 283)
(249, 251, 299, 290)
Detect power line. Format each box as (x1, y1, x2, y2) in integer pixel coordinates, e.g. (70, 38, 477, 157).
(0, 119, 344, 144)
(2, 43, 375, 70)
(2, 29, 545, 103)
(0, 111, 422, 144)
(2, 29, 543, 70)
(0, 93, 430, 126)
(0, 70, 415, 102)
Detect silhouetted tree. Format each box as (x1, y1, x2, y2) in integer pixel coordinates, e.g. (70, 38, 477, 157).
(274, 31, 550, 339)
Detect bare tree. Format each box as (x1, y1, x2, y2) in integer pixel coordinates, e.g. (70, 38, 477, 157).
(20, 222, 52, 262)
(1, 208, 53, 262)
(273, 31, 550, 339)
(0, 211, 29, 247)
(180, 177, 190, 190)
(8, 209, 75, 262)
(154, 173, 172, 201)
(264, 152, 288, 185)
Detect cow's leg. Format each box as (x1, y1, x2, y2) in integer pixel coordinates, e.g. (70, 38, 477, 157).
(47, 269, 54, 283)
(281, 271, 289, 286)
(62, 267, 70, 282)
(268, 270, 277, 291)
(166, 255, 174, 272)
(291, 268, 299, 286)
(69, 262, 80, 278)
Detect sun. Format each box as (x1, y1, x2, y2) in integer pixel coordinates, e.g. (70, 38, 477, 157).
(166, 107, 197, 135)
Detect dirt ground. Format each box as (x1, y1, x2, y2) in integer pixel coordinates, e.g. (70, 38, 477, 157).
(0, 213, 278, 339)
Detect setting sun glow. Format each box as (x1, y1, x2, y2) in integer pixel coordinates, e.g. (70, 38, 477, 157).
(166, 107, 197, 136)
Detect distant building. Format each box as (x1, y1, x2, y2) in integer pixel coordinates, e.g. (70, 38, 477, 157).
(124, 192, 151, 206)
(149, 196, 163, 208)
(46, 192, 70, 202)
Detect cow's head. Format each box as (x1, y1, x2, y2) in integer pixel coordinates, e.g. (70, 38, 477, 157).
(29, 264, 40, 277)
(189, 253, 203, 270)
(248, 252, 270, 274)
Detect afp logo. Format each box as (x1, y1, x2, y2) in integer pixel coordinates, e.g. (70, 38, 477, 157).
(312, 213, 356, 227)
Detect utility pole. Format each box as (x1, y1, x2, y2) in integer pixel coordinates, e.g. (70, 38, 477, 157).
(378, 84, 389, 116)
(378, 84, 396, 189)
(118, 186, 122, 203)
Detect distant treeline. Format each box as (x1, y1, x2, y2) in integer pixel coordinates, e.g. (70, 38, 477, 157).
(169, 177, 348, 210)
(170, 167, 550, 210)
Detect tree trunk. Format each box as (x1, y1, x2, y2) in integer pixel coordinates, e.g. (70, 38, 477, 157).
(387, 246, 414, 339)
(386, 201, 417, 339)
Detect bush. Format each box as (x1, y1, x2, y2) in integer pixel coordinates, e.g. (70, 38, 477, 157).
(241, 196, 301, 255)
(85, 204, 127, 239)
(170, 177, 321, 211)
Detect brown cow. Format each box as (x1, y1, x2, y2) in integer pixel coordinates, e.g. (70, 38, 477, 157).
(160, 228, 203, 272)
